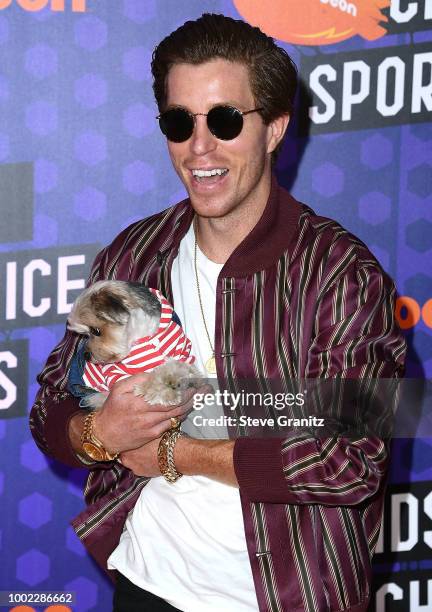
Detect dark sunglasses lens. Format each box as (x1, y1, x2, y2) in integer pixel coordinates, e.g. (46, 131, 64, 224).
(159, 109, 194, 143)
(208, 106, 243, 140)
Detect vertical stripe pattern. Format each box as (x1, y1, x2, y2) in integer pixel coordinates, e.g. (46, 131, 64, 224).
(30, 187, 406, 611)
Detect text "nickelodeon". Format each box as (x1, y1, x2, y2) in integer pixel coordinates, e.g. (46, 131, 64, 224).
(0, 0, 86, 12)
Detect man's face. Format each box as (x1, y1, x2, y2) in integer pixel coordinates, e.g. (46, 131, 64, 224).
(164, 59, 277, 220)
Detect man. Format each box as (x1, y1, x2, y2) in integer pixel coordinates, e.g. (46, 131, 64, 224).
(30, 13, 406, 612)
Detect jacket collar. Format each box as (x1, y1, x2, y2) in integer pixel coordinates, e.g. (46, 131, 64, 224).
(221, 174, 302, 277)
(160, 174, 303, 278)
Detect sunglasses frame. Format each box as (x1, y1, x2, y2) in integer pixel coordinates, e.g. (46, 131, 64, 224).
(156, 104, 264, 143)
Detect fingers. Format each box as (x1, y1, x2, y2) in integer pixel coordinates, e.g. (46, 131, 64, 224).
(142, 416, 180, 438)
(136, 406, 185, 429)
(171, 383, 214, 408)
(142, 421, 169, 439)
(109, 371, 154, 394)
(133, 383, 214, 412)
(133, 404, 192, 438)
(107, 378, 134, 394)
(167, 403, 193, 419)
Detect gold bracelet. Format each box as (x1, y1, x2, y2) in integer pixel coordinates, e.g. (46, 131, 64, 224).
(157, 428, 183, 483)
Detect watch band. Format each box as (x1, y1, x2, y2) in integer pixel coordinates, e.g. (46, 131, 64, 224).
(157, 427, 183, 483)
(81, 412, 119, 462)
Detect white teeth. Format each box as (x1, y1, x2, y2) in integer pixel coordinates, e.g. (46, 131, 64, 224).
(192, 168, 228, 177)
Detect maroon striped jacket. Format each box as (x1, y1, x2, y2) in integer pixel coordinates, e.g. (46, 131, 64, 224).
(30, 178, 406, 612)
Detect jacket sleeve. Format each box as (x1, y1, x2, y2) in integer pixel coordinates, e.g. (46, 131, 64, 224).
(233, 258, 407, 505)
(29, 246, 110, 469)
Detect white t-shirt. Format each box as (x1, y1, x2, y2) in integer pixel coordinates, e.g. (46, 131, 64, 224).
(107, 223, 258, 612)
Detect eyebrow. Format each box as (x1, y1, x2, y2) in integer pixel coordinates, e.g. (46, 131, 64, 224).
(163, 102, 251, 113)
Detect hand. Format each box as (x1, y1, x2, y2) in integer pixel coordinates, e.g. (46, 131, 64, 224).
(119, 436, 238, 486)
(119, 437, 161, 477)
(92, 373, 206, 455)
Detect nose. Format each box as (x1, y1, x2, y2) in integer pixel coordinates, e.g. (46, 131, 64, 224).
(189, 114, 217, 156)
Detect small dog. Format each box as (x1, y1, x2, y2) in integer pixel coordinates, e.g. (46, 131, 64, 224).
(67, 280, 201, 409)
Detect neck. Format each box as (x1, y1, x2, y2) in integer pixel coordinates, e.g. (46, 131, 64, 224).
(194, 172, 272, 264)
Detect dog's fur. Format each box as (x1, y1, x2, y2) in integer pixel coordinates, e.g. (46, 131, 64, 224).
(67, 280, 201, 409)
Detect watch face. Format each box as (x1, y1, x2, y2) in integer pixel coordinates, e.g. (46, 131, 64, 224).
(82, 442, 105, 462)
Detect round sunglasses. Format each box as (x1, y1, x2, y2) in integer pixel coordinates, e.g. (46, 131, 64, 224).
(156, 105, 263, 143)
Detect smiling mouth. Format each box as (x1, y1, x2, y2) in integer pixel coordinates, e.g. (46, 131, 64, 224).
(191, 168, 229, 184)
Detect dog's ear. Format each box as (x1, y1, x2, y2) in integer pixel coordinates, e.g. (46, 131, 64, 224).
(67, 318, 89, 335)
(105, 294, 130, 323)
(91, 291, 130, 324)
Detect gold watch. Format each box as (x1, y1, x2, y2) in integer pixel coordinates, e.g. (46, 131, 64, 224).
(81, 412, 118, 462)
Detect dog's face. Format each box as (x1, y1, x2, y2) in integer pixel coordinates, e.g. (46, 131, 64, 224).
(68, 308, 129, 364)
(67, 281, 161, 363)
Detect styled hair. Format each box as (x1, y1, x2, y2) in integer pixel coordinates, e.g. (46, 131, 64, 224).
(151, 13, 298, 161)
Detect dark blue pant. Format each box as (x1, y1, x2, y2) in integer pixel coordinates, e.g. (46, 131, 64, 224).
(113, 573, 181, 611)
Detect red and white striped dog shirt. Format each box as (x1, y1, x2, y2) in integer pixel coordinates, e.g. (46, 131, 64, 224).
(82, 288, 195, 394)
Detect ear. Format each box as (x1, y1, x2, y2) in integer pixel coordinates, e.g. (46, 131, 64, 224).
(67, 318, 89, 335)
(91, 291, 130, 325)
(104, 294, 130, 324)
(266, 113, 290, 155)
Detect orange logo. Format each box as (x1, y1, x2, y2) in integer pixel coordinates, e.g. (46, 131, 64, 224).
(234, 0, 390, 45)
(395, 297, 432, 330)
(0, 0, 85, 12)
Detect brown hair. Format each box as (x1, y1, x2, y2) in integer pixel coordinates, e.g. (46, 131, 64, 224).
(151, 13, 298, 161)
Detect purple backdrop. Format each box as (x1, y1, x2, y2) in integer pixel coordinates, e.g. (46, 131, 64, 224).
(0, 1, 431, 611)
